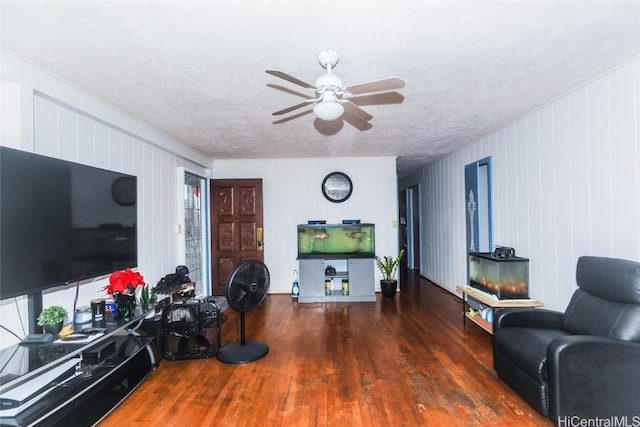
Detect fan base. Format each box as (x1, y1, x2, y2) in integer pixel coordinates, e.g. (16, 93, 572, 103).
(216, 340, 269, 364)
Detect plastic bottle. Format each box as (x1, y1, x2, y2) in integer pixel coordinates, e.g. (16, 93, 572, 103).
(291, 269, 299, 298)
(342, 279, 349, 296)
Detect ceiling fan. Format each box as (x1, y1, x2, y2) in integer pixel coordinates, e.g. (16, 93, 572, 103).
(266, 49, 405, 123)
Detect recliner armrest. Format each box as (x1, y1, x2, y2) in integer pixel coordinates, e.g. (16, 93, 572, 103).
(547, 335, 640, 420)
(494, 307, 564, 330)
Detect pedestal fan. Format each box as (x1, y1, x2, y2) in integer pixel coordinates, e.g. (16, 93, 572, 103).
(217, 259, 270, 364)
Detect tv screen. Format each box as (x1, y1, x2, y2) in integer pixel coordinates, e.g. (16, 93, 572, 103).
(0, 147, 137, 300)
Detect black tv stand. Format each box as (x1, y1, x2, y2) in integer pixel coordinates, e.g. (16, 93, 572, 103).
(0, 307, 157, 426)
(19, 333, 56, 344)
(27, 291, 43, 335)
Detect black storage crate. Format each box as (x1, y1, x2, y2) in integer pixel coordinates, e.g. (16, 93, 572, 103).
(161, 298, 221, 360)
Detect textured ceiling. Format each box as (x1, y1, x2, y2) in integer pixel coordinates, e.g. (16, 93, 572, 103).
(1, 1, 639, 177)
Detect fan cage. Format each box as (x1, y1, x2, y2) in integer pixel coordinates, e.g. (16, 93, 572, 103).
(226, 259, 270, 313)
(161, 298, 221, 360)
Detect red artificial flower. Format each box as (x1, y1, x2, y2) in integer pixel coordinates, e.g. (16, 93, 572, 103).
(104, 268, 145, 295)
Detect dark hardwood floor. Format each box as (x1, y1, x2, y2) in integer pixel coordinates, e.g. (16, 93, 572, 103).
(99, 271, 551, 426)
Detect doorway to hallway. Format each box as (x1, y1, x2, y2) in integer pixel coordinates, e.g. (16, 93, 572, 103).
(399, 185, 421, 275)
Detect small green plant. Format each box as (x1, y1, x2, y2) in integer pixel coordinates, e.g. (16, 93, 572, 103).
(37, 305, 68, 326)
(139, 284, 157, 305)
(375, 248, 406, 281)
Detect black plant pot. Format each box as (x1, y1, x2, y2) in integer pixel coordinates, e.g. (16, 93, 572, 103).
(380, 280, 398, 298)
(43, 321, 63, 335)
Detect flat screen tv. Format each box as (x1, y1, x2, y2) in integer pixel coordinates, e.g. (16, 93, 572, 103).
(0, 146, 137, 300)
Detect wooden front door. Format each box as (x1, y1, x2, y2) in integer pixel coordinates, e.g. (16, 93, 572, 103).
(210, 179, 264, 295)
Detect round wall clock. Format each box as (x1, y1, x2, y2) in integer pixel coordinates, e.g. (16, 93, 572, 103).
(111, 176, 137, 206)
(321, 172, 353, 203)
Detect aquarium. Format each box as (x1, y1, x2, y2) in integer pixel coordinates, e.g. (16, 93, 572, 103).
(469, 252, 529, 299)
(297, 223, 375, 259)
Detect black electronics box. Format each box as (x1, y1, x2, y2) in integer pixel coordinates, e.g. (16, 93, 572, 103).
(82, 340, 116, 365)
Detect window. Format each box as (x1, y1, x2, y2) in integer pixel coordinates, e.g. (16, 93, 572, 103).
(184, 172, 209, 296)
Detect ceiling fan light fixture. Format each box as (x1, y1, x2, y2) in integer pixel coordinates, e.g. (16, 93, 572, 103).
(315, 73, 343, 90)
(313, 96, 344, 121)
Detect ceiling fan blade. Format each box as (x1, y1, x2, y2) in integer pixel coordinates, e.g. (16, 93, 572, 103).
(344, 76, 406, 96)
(342, 100, 373, 122)
(272, 109, 314, 124)
(272, 98, 317, 116)
(343, 114, 374, 131)
(267, 84, 315, 100)
(266, 69, 316, 90)
(349, 92, 405, 106)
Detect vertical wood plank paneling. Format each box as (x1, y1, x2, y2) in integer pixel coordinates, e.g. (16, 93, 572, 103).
(443, 156, 452, 285)
(132, 135, 146, 274)
(526, 112, 545, 298)
(568, 87, 591, 260)
(121, 133, 135, 175)
(455, 152, 466, 285)
(515, 119, 529, 252)
(552, 97, 575, 307)
(438, 159, 444, 282)
(150, 146, 161, 275)
(429, 161, 439, 283)
(526, 113, 544, 299)
(436, 160, 444, 282)
(586, 77, 613, 255)
(142, 144, 155, 275)
(93, 123, 109, 169)
(608, 62, 639, 257)
(77, 115, 94, 164)
(414, 58, 640, 311)
(163, 150, 175, 273)
(493, 128, 506, 246)
(452, 153, 461, 285)
(504, 124, 518, 247)
(58, 107, 78, 162)
(538, 105, 557, 305)
(149, 144, 159, 275)
(423, 166, 432, 278)
(33, 95, 57, 156)
(107, 128, 123, 171)
(1, 81, 21, 148)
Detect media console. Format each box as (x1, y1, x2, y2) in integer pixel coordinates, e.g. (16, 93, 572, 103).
(0, 307, 157, 426)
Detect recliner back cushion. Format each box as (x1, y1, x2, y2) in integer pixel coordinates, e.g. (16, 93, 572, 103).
(563, 288, 640, 341)
(575, 256, 640, 304)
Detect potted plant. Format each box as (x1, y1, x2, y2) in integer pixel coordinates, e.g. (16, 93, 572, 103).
(37, 305, 68, 335)
(139, 284, 157, 306)
(139, 284, 158, 318)
(375, 248, 405, 298)
(104, 268, 146, 321)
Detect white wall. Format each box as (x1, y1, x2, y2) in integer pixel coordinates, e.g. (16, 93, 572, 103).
(0, 50, 210, 348)
(212, 157, 400, 293)
(402, 57, 640, 311)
